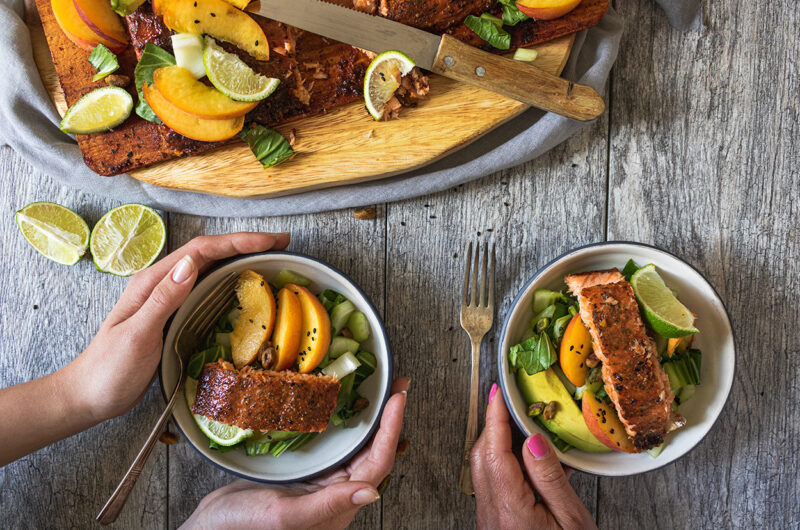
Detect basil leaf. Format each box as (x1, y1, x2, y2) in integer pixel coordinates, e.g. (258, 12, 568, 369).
(464, 15, 511, 50)
(498, 0, 529, 26)
(621, 259, 641, 281)
(134, 43, 175, 123)
(238, 125, 295, 168)
(509, 333, 557, 376)
(88, 44, 119, 82)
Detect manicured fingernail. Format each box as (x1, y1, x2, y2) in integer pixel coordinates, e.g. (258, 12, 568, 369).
(351, 488, 380, 506)
(172, 255, 195, 283)
(489, 383, 498, 403)
(527, 434, 550, 459)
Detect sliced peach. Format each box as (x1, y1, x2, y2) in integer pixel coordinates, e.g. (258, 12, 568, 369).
(151, 0, 166, 16)
(51, 0, 126, 53)
(73, 0, 129, 46)
(271, 287, 302, 371)
(515, 0, 582, 20)
(162, 0, 269, 60)
(229, 270, 276, 368)
(559, 313, 593, 387)
(581, 390, 636, 453)
(153, 66, 258, 119)
(143, 83, 244, 141)
(287, 284, 332, 374)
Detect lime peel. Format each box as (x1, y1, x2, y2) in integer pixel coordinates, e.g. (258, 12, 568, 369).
(364, 50, 416, 121)
(59, 86, 133, 134)
(203, 37, 280, 102)
(15, 202, 90, 266)
(185, 377, 252, 446)
(631, 264, 699, 338)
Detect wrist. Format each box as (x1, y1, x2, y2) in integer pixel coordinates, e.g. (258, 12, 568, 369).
(56, 354, 106, 426)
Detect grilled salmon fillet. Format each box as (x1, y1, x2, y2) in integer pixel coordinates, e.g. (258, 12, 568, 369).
(565, 269, 675, 450)
(191, 360, 340, 432)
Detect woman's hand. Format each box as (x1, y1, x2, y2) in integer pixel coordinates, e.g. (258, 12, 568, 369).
(470, 384, 597, 530)
(181, 377, 410, 530)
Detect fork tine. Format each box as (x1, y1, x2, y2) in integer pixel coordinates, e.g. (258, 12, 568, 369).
(488, 243, 496, 308)
(479, 241, 488, 307)
(188, 272, 238, 333)
(196, 292, 236, 340)
(470, 241, 480, 307)
(462, 242, 473, 305)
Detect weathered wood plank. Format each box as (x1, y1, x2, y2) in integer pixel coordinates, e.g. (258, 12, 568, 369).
(164, 210, 387, 529)
(381, 113, 609, 528)
(0, 147, 168, 529)
(603, 0, 800, 528)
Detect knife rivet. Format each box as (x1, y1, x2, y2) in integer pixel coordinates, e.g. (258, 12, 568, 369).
(475, 66, 486, 77)
(444, 56, 455, 67)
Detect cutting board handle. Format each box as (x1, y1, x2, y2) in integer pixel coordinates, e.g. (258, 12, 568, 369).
(431, 34, 605, 121)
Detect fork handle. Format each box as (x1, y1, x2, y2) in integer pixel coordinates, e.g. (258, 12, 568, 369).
(96, 375, 185, 525)
(458, 338, 483, 495)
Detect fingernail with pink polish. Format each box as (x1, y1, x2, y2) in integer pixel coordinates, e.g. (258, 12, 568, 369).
(172, 255, 195, 283)
(488, 383, 498, 404)
(527, 434, 550, 459)
(351, 488, 380, 506)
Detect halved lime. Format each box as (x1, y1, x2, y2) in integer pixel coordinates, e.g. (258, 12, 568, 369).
(89, 204, 166, 276)
(185, 377, 252, 446)
(364, 50, 415, 121)
(59, 86, 133, 134)
(15, 202, 90, 265)
(203, 37, 280, 102)
(631, 264, 699, 338)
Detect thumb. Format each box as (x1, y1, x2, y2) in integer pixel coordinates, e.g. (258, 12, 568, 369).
(521, 434, 596, 530)
(278, 481, 380, 528)
(133, 255, 198, 328)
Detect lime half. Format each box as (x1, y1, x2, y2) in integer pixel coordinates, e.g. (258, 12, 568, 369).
(90, 204, 166, 276)
(631, 264, 699, 338)
(185, 377, 253, 446)
(203, 37, 280, 102)
(15, 202, 89, 265)
(59, 86, 133, 134)
(364, 50, 415, 120)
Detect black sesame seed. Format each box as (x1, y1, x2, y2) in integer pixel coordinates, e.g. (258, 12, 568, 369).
(193, 1, 196, 5)
(569, 345, 574, 351)
(610, 428, 615, 434)
(313, 328, 317, 333)
(194, 19, 200, 23)
(307, 331, 310, 336)
(255, 40, 259, 46)
(260, 281, 264, 286)
(307, 347, 311, 351)
(261, 325, 266, 330)
(210, 12, 215, 16)
(249, 319, 253, 323)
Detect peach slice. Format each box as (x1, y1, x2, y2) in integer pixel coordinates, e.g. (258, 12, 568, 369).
(153, 66, 258, 119)
(162, 0, 269, 60)
(143, 83, 244, 141)
(559, 313, 593, 387)
(287, 284, 332, 374)
(581, 390, 636, 453)
(73, 0, 129, 47)
(229, 270, 276, 369)
(51, 0, 126, 53)
(515, 0, 582, 20)
(270, 287, 303, 371)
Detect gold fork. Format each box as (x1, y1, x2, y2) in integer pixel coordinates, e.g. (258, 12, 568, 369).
(96, 271, 239, 525)
(458, 241, 495, 495)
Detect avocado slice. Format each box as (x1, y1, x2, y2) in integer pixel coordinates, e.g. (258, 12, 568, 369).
(516, 368, 610, 453)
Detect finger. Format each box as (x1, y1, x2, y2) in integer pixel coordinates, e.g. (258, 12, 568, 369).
(131, 255, 198, 329)
(272, 481, 379, 528)
(522, 434, 596, 530)
(482, 383, 513, 453)
(109, 232, 290, 324)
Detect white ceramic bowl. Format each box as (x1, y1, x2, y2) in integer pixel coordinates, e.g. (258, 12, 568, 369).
(160, 251, 392, 483)
(497, 242, 735, 476)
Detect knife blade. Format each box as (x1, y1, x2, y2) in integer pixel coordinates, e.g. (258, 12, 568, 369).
(255, 0, 605, 121)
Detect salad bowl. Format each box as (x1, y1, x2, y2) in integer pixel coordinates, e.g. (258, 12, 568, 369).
(497, 241, 735, 476)
(160, 251, 392, 483)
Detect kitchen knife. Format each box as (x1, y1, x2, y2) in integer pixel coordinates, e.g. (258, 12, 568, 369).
(255, 0, 605, 121)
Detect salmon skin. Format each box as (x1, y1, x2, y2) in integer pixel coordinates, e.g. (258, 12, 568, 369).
(565, 269, 676, 450)
(192, 360, 340, 432)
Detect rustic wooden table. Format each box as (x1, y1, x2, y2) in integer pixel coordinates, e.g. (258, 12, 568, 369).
(1, 0, 798, 528)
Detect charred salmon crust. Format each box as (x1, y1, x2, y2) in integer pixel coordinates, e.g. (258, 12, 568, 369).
(192, 360, 340, 432)
(566, 270, 675, 451)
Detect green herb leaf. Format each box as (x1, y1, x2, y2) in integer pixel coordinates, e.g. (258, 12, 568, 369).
(498, 0, 529, 26)
(88, 44, 120, 82)
(464, 15, 511, 50)
(238, 125, 295, 168)
(134, 43, 175, 123)
(318, 289, 346, 312)
(110, 0, 147, 16)
(621, 259, 641, 281)
(509, 333, 557, 376)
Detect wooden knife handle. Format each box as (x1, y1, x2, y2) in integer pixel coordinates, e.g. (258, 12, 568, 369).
(431, 34, 605, 121)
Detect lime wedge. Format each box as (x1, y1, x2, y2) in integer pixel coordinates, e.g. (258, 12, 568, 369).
(59, 86, 133, 134)
(203, 37, 280, 102)
(185, 377, 252, 446)
(15, 202, 90, 265)
(89, 204, 166, 276)
(631, 264, 699, 338)
(364, 50, 415, 120)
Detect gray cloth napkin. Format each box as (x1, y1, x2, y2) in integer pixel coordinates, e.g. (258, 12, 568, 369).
(0, 0, 699, 217)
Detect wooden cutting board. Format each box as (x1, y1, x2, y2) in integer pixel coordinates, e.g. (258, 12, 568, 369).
(28, 2, 575, 199)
